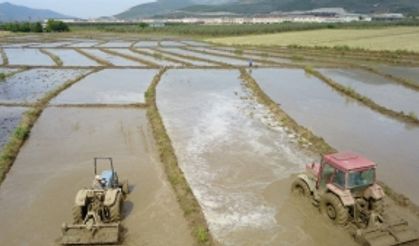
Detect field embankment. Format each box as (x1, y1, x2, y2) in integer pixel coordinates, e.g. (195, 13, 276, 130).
(208, 27, 419, 52)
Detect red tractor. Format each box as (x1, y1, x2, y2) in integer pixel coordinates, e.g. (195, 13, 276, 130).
(292, 152, 418, 246)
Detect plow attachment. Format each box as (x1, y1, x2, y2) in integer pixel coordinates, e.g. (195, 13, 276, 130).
(61, 222, 120, 245)
(356, 220, 418, 246)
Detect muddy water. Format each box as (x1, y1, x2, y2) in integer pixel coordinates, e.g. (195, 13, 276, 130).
(157, 69, 356, 245)
(79, 49, 141, 66)
(46, 49, 100, 67)
(373, 65, 419, 86)
(252, 68, 419, 204)
(160, 48, 251, 66)
(99, 41, 133, 48)
(112, 48, 180, 66)
(5, 48, 55, 66)
(319, 68, 419, 116)
(51, 69, 157, 105)
(0, 68, 89, 103)
(0, 108, 193, 246)
(0, 106, 26, 150)
(153, 48, 215, 66)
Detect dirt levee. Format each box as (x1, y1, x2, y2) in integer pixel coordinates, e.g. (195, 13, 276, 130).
(0, 107, 193, 246)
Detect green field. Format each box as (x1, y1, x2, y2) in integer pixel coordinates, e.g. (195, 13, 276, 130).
(208, 27, 419, 52)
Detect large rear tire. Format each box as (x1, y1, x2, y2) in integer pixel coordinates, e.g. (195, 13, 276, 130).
(72, 206, 84, 224)
(291, 178, 310, 197)
(122, 180, 129, 195)
(321, 193, 348, 225)
(110, 193, 122, 222)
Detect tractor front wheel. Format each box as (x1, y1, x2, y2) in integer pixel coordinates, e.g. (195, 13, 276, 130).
(291, 178, 310, 197)
(321, 193, 348, 225)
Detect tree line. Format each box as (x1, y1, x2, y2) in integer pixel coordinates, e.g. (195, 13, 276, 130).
(0, 20, 70, 33)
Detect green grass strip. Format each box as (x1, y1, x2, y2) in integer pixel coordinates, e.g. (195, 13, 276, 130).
(145, 68, 213, 245)
(0, 68, 101, 184)
(0, 48, 9, 65)
(40, 48, 63, 66)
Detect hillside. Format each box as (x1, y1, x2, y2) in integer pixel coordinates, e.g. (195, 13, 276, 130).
(116, 0, 419, 19)
(0, 2, 71, 22)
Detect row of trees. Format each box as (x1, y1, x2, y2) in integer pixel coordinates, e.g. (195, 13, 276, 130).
(0, 20, 70, 33)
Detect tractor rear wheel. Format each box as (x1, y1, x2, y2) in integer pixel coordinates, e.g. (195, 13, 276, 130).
(72, 206, 84, 224)
(110, 193, 122, 222)
(321, 193, 348, 225)
(122, 180, 129, 195)
(291, 178, 310, 197)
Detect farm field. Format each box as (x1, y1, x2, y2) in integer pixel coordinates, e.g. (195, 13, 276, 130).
(0, 34, 418, 245)
(208, 27, 419, 52)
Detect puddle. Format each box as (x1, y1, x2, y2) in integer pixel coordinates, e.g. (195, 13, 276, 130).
(51, 69, 157, 105)
(0, 68, 89, 103)
(154, 48, 215, 66)
(161, 48, 252, 66)
(98, 41, 133, 48)
(46, 49, 100, 67)
(111, 49, 180, 66)
(0, 108, 193, 245)
(252, 68, 419, 204)
(319, 68, 419, 116)
(373, 65, 419, 86)
(157, 69, 355, 245)
(66, 41, 98, 48)
(79, 49, 141, 66)
(0, 106, 27, 150)
(5, 48, 55, 66)
(133, 41, 160, 48)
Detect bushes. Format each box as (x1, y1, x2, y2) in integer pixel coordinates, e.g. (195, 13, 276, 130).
(45, 20, 70, 32)
(0, 20, 69, 33)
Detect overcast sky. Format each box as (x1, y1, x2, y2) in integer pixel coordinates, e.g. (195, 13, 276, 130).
(4, 0, 153, 18)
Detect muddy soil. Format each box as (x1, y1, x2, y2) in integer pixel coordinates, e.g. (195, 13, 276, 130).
(0, 68, 89, 104)
(0, 108, 193, 246)
(157, 69, 356, 245)
(51, 69, 157, 105)
(46, 49, 100, 67)
(5, 48, 55, 66)
(0, 106, 27, 150)
(319, 68, 419, 115)
(252, 68, 419, 205)
(79, 49, 141, 66)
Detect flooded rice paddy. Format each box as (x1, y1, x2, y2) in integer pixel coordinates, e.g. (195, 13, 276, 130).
(66, 41, 99, 48)
(373, 65, 419, 86)
(154, 48, 215, 66)
(133, 41, 160, 48)
(51, 69, 157, 105)
(157, 69, 355, 245)
(79, 49, 141, 66)
(0, 68, 89, 104)
(251, 68, 419, 204)
(0, 106, 26, 149)
(98, 41, 133, 48)
(111, 49, 181, 66)
(4, 48, 55, 66)
(46, 49, 100, 67)
(0, 108, 193, 246)
(319, 68, 419, 115)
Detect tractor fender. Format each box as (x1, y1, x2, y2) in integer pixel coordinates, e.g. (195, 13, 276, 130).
(326, 184, 355, 206)
(75, 189, 89, 206)
(104, 189, 120, 206)
(363, 183, 385, 200)
(297, 174, 316, 193)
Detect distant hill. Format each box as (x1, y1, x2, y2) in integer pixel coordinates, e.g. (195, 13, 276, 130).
(0, 2, 72, 22)
(116, 0, 419, 19)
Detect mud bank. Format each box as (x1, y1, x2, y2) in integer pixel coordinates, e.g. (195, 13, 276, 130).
(251, 68, 419, 205)
(51, 69, 157, 105)
(157, 69, 356, 245)
(0, 108, 193, 245)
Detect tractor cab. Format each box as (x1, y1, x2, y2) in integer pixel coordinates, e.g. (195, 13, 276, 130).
(94, 157, 120, 189)
(309, 152, 377, 192)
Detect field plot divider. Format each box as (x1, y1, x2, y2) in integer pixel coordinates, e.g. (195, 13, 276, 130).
(152, 47, 227, 67)
(129, 48, 190, 67)
(305, 67, 419, 125)
(0, 48, 8, 65)
(39, 48, 63, 67)
(74, 48, 112, 66)
(145, 68, 213, 245)
(100, 48, 159, 68)
(0, 68, 102, 185)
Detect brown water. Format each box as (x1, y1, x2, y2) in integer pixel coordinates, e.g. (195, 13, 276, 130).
(5, 48, 55, 66)
(319, 68, 419, 116)
(46, 49, 100, 67)
(0, 108, 193, 245)
(0, 68, 89, 104)
(157, 69, 356, 245)
(0, 106, 27, 150)
(252, 68, 419, 204)
(51, 69, 157, 105)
